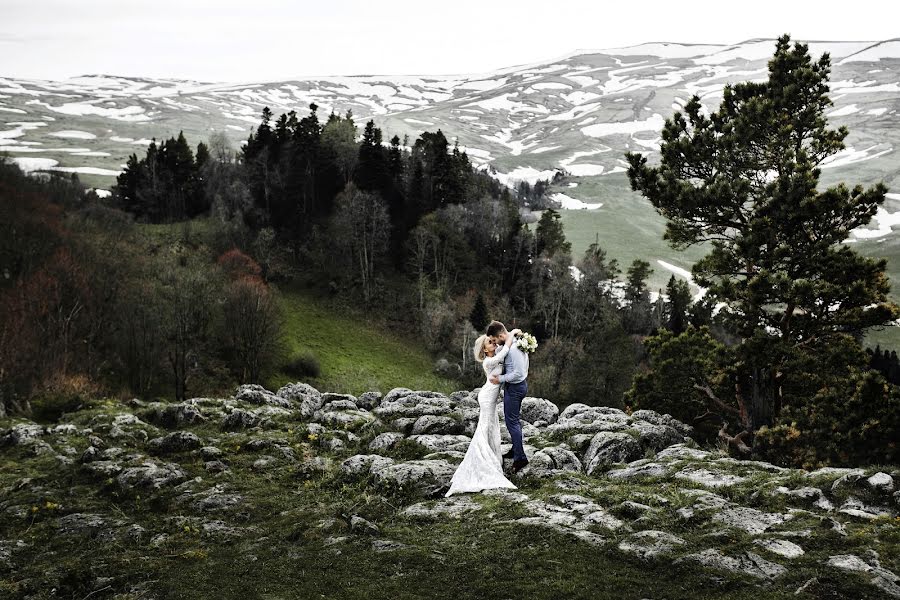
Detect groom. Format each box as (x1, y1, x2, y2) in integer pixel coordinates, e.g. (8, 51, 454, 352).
(486, 320, 529, 473)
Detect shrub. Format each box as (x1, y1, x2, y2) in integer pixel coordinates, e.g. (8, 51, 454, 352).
(284, 353, 321, 379)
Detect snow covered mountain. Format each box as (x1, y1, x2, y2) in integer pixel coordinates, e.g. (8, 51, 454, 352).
(2, 38, 900, 304)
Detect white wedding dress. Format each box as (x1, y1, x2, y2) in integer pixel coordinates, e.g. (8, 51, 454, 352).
(445, 342, 517, 496)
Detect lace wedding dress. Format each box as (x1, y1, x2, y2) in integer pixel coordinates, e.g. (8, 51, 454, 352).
(445, 343, 517, 496)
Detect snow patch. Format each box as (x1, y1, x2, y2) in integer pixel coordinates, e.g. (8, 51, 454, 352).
(551, 192, 602, 210)
(582, 114, 665, 137)
(48, 130, 96, 139)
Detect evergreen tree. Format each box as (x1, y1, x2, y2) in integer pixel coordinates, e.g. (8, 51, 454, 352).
(622, 259, 653, 334)
(535, 209, 571, 257)
(470, 292, 489, 331)
(665, 275, 692, 334)
(355, 120, 388, 193)
(626, 34, 900, 433)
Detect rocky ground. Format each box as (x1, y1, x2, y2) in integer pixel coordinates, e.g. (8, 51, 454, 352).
(1, 384, 899, 599)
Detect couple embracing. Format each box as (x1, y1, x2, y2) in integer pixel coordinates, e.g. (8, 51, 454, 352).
(445, 320, 530, 497)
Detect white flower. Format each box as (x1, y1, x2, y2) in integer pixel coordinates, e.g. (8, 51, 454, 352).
(515, 332, 538, 354)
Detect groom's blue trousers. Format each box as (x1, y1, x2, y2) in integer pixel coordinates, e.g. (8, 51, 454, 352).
(503, 380, 528, 462)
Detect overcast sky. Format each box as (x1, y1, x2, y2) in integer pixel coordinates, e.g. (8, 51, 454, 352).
(2, 0, 897, 82)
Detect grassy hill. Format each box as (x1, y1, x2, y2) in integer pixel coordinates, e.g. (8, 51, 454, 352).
(271, 287, 456, 396)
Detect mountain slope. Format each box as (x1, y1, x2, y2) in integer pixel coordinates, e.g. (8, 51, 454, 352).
(2, 37, 900, 317)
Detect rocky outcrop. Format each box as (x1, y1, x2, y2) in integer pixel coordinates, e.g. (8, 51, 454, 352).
(2, 381, 897, 599)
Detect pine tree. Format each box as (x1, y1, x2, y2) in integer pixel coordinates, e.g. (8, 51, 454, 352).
(355, 120, 388, 193)
(626, 34, 900, 432)
(470, 292, 489, 331)
(665, 274, 692, 334)
(535, 209, 571, 257)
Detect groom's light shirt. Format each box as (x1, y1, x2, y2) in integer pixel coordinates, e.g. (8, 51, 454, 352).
(499, 343, 529, 384)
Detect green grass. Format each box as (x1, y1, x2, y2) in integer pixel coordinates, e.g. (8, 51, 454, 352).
(271, 287, 457, 396)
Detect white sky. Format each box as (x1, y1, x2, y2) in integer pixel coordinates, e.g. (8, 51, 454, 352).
(2, 0, 898, 82)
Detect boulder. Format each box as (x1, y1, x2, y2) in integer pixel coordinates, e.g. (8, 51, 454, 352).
(222, 409, 261, 430)
(276, 382, 323, 418)
(148, 431, 202, 454)
(411, 415, 462, 435)
(144, 402, 206, 428)
(340, 454, 396, 479)
(583, 431, 643, 475)
(628, 420, 684, 452)
(520, 397, 560, 424)
(618, 530, 686, 559)
(376, 390, 453, 419)
(116, 461, 188, 490)
(369, 432, 406, 452)
(373, 459, 456, 495)
(349, 515, 379, 535)
(235, 384, 293, 408)
(521, 446, 582, 478)
(630, 409, 693, 437)
(408, 434, 471, 453)
(356, 391, 383, 410)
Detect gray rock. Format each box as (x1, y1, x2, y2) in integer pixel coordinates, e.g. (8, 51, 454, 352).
(838, 497, 895, 520)
(547, 404, 631, 438)
(183, 485, 244, 513)
(630, 409, 694, 437)
(350, 515, 379, 535)
(251, 455, 276, 471)
(80, 446, 100, 463)
(606, 461, 668, 481)
(521, 397, 560, 424)
(655, 444, 711, 461)
(1, 423, 45, 446)
(830, 469, 866, 493)
(222, 409, 261, 430)
(117, 460, 188, 490)
(628, 420, 684, 452)
(583, 431, 643, 475)
(753, 539, 804, 559)
(402, 496, 483, 519)
(145, 402, 207, 428)
(411, 415, 462, 435)
(712, 506, 788, 534)
(235, 384, 293, 408)
(673, 466, 747, 488)
(376, 390, 453, 419)
(521, 446, 582, 478)
(826, 554, 900, 598)
(199, 446, 222, 460)
(56, 513, 115, 540)
(373, 459, 456, 495)
(205, 460, 228, 474)
(341, 454, 396, 478)
(772, 486, 834, 511)
(867, 472, 895, 494)
(409, 434, 471, 453)
(369, 432, 406, 452)
(315, 407, 376, 430)
(678, 549, 787, 580)
(618, 530, 686, 559)
(276, 382, 323, 418)
(148, 431, 202, 454)
(356, 391, 383, 410)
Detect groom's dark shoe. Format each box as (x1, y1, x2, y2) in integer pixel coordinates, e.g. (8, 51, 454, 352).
(502, 450, 515, 460)
(511, 459, 529, 473)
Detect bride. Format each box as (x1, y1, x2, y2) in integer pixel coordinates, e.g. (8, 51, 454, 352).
(445, 329, 521, 496)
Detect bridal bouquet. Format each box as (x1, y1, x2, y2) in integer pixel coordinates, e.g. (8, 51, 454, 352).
(515, 331, 538, 354)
